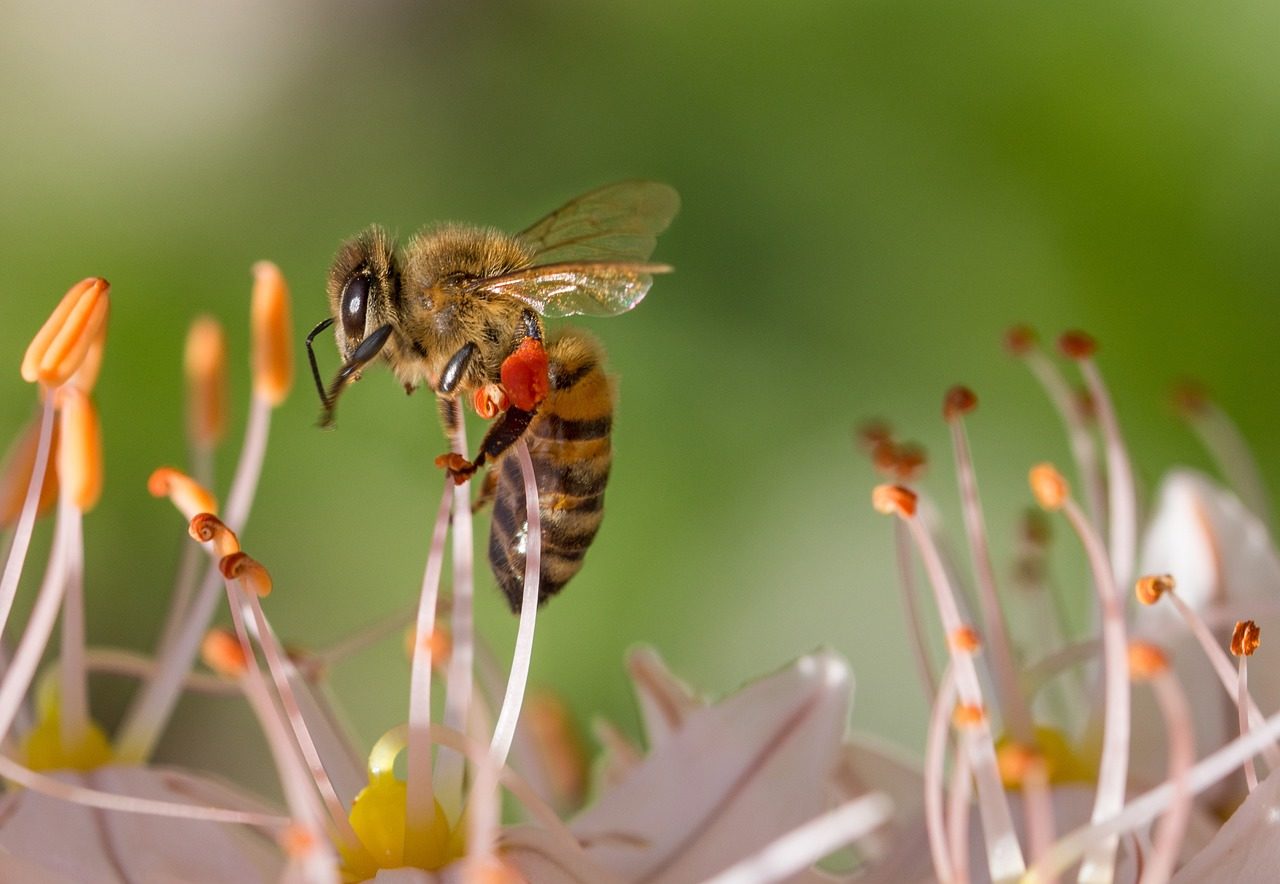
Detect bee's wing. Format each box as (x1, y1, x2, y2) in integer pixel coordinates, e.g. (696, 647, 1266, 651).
(515, 181, 680, 265)
(467, 261, 670, 317)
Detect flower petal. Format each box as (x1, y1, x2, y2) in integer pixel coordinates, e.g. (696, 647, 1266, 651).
(572, 650, 852, 884)
(626, 645, 703, 748)
(1172, 767, 1280, 882)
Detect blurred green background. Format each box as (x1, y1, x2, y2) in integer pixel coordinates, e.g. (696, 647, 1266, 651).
(3, 0, 1280, 786)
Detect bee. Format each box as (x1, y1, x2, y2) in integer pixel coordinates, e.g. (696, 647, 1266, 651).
(305, 181, 679, 610)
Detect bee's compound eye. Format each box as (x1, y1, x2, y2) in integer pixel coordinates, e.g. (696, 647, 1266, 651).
(341, 276, 371, 340)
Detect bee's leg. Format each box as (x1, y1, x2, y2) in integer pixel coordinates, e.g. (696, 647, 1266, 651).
(471, 468, 499, 514)
(435, 405, 536, 485)
(438, 342, 478, 395)
(499, 311, 550, 412)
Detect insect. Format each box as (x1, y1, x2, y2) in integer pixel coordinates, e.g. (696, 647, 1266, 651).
(305, 181, 679, 610)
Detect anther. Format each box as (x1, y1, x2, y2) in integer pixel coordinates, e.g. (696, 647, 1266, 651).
(1057, 330, 1097, 360)
(1135, 574, 1175, 606)
(1029, 463, 1069, 511)
(278, 823, 319, 859)
(943, 385, 978, 421)
(893, 442, 927, 481)
(188, 513, 241, 557)
(1003, 325, 1038, 356)
(148, 467, 218, 521)
(872, 483, 917, 517)
(404, 627, 452, 668)
(1171, 380, 1210, 418)
(251, 261, 294, 406)
(0, 418, 60, 526)
(871, 441, 898, 476)
(201, 628, 249, 678)
(56, 387, 103, 512)
(1231, 620, 1261, 657)
(21, 278, 111, 387)
(220, 552, 273, 597)
(1020, 509, 1051, 547)
(996, 742, 1042, 786)
(1128, 641, 1169, 680)
(185, 316, 228, 447)
(855, 420, 893, 452)
(949, 626, 982, 653)
(952, 703, 987, 728)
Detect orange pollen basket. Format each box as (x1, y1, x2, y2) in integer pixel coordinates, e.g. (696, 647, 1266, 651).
(1232, 620, 1261, 657)
(1135, 574, 1176, 606)
(872, 483, 917, 518)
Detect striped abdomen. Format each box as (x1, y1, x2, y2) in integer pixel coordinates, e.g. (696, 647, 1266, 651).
(488, 329, 614, 611)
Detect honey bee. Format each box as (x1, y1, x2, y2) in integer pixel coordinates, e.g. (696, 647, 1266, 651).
(305, 182, 679, 610)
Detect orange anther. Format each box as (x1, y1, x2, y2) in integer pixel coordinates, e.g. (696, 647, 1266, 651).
(943, 385, 978, 421)
(1029, 463, 1068, 511)
(870, 440, 898, 475)
(148, 467, 218, 521)
(21, 278, 110, 387)
(952, 703, 986, 728)
(0, 418, 60, 527)
(1135, 574, 1175, 606)
(251, 261, 293, 406)
(1232, 620, 1261, 657)
(188, 513, 241, 557)
(1128, 642, 1169, 680)
(1057, 330, 1097, 360)
(201, 628, 249, 678)
(1004, 325, 1038, 356)
(278, 823, 319, 858)
(220, 552, 273, 597)
(872, 483, 917, 517)
(56, 387, 103, 512)
(69, 313, 108, 394)
(893, 442, 927, 481)
(949, 626, 982, 653)
(404, 626, 452, 668)
(996, 742, 1043, 786)
(185, 316, 228, 447)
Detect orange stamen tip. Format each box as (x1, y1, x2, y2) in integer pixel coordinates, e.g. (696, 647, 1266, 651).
(1128, 642, 1169, 680)
(893, 442, 927, 481)
(952, 703, 986, 728)
(251, 260, 293, 406)
(185, 316, 229, 447)
(21, 277, 111, 388)
(219, 552, 273, 597)
(0, 417, 60, 527)
(404, 626, 452, 667)
(1135, 574, 1175, 606)
(996, 742, 1043, 785)
(1171, 380, 1210, 417)
(1004, 324, 1038, 356)
(949, 626, 982, 653)
(188, 513, 241, 557)
(55, 387, 103, 512)
(1057, 330, 1097, 360)
(872, 483, 917, 517)
(278, 823, 319, 858)
(200, 628, 249, 678)
(1232, 620, 1261, 657)
(1074, 387, 1096, 422)
(500, 337, 550, 411)
(472, 383, 510, 420)
(943, 385, 978, 420)
(1029, 463, 1069, 510)
(147, 467, 218, 521)
(855, 420, 893, 452)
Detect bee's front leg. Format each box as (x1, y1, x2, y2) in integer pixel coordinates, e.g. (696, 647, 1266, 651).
(434, 405, 537, 485)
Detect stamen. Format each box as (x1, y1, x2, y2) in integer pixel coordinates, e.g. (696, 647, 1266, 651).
(55, 491, 91, 762)
(948, 626, 981, 653)
(872, 483, 917, 517)
(184, 316, 229, 453)
(1058, 331, 1137, 589)
(55, 388, 102, 512)
(1174, 381, 1273, 529)
(21, 277, 110, 388)
(1232, 619, 1261, 657)
(188, 513, 241, 558)
(250, 261, 294, 406)
(894, 519, 938, 699)
(1030, 463, 1068, 511)
(219, 552, 272, 597)
(148, 467, 218, 521)
(924, 665, 957, 882)
(0, 414, 59, 527)
(0, 399, 56, 640)
(201, 628, 249, 678)
(1232, 620, 1261, 792)
(945, 744, 973, 879)
(1134, 573, 1174, 606)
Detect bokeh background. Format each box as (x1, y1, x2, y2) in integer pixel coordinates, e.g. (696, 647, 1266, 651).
(3, 0, 1279, 788)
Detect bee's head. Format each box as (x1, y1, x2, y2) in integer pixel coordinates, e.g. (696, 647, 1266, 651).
(307, 226, 402, 428)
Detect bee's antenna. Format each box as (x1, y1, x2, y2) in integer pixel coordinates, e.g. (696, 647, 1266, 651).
(318, 323, 394, 429)
(305, 317, 336, 414)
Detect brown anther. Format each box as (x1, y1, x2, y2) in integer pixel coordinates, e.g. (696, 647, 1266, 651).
(996, 742, 1043, 786)
(872, 483, 917, 517)
(1029, 463, 1069, 511)
(219, 552, 273, 597)
(0, 418, 60, 527)
(200, 628, 248, 678)
(1135, 574, 1175, 606)
(1232, 620, 1261, 657)
(185, 316, 228, 447)
(1003, 325, 1038, 356)
(1171, 380, 1210, 418)
(949, 626, 982, 653)
(188, 513, 241, 557)
(870, 440, 898, 475)
(1020, 508, 1051, 547)
(952, 703, 986, 728)
(1057, 330, 1097, 360)
(55, 387, 103, 512)
(251, 261, 293, 406)
(278, 823, 319, 858)
(855, 419, 893, 452)
(404, 626, 452, 668)
(148, 467, 218, 521)
(1073, 387, 1096, 422)
(943, 385, 978, 421)
(893, 442, 927, 481)
(21, 278, 111, 388)
(1128, 642, 1169, 680)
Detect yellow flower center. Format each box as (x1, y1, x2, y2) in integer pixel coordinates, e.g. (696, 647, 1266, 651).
(996, 725, 1094, 789)
(21, 680, 112, 772)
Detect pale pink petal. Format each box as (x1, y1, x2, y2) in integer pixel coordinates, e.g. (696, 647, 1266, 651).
(370, 869, 439, 882)
(572, 650, 852, 884)
(626, 645, 703, 748)
(1171, 767, 1280, 882)
(592, 716, 645, 788)
(502, 824, 621, 883)
(0, 765, 282, 882)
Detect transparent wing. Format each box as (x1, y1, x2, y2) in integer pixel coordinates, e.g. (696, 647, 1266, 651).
(515, 181, 680, 264)
(468, 261, 670, 317)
